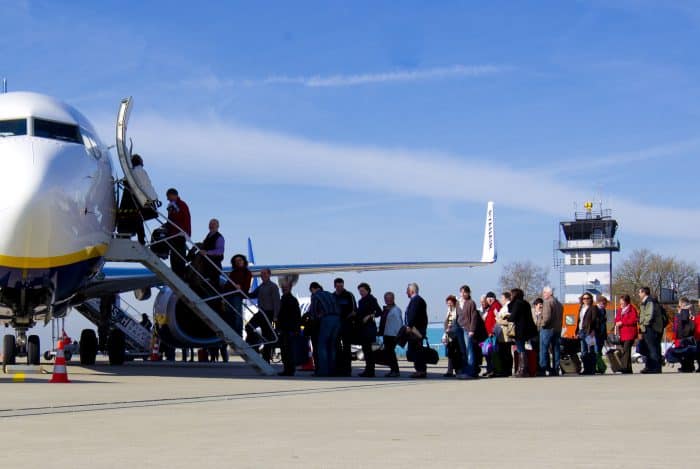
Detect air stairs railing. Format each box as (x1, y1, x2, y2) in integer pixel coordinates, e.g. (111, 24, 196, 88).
(113, 96, 276, 375)
(105, 237, 275, 376)
(115, 179, 279, 350)
(75, 297, 152, 355)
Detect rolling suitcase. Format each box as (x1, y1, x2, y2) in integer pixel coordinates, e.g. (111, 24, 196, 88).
(560, 354, 581, 374)
(493, 346, 512, 377)
(514, 350, 538, 377)
(606, 348, 623, 373)
(581, 352, 596, 375)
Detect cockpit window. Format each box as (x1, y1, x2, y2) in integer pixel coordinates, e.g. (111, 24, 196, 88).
(0, 119, 27, 137)
(33, 118, 82, 144)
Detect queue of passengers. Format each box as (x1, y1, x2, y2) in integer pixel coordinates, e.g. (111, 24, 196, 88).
(115, 172, 699, 377)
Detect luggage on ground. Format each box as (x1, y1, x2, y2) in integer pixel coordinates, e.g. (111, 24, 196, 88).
(560, 353, 581, 374)
(606, 349, 623, 373)
(514, 350, 538, 377)
(581, 352, 596, 375)
(493, 345, 513, 377)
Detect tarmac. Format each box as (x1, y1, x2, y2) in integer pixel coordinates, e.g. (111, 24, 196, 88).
(1, 358, 698, 468)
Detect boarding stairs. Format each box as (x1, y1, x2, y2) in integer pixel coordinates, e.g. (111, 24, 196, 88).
(75, 297, 152, 357)
(111, 96, 276, 376)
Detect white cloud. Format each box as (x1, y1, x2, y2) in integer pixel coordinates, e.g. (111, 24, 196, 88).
(115, 112, 699, 241)
(258, 64, 508, 87)
(179, 65, 509, 90)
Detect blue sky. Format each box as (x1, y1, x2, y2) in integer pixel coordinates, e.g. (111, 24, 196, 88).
(2, 0, 699, 329)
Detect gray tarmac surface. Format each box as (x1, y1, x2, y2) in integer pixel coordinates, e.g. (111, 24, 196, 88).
(1, 359, 698, 468)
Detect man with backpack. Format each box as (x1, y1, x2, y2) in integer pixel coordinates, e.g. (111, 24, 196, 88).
(638, 286, 664, 374)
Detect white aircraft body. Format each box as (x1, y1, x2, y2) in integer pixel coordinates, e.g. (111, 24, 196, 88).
(0, 91, 496, 365)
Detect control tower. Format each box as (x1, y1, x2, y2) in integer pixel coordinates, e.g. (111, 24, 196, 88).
(557, 202, 620, 304)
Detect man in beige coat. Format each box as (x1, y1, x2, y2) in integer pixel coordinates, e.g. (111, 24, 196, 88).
(540, 287, 563, 376)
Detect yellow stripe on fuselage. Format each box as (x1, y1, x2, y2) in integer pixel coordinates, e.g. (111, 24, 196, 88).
(0, 244, 108, 269)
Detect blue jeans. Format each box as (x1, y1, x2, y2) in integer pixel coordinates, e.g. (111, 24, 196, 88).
(462, 331, 482, 377)
(539, 329, 560, 373)
(317, 315, 340, 376)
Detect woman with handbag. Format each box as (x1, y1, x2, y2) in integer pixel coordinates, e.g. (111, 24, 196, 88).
(442, 295, 460, 377)
(356, 283, 382, 377)
(614, 294, 638, 374)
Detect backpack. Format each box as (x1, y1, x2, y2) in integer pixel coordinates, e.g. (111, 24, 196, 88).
(653, 300, 669, 332)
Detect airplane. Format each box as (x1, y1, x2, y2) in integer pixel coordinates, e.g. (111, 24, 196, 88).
(0, 90, 496, 367)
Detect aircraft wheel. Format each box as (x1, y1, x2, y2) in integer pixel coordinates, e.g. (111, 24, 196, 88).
(44, 351, 54, 361)
(107, 329, 126, 366)
(27, 335, 40, 365)
(2, 335, 16, 366)
(80, 329, 98, 365)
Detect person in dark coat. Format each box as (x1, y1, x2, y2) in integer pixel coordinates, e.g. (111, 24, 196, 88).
(355, 283, 382, 377)
(333, 278, 357, 377)
(405, 282, 429, 379)
(577, 292, 600, 375)
(507, 288, 538, 377)
(277, 281, 302, 376)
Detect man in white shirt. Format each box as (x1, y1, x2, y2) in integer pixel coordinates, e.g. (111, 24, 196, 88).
(381, 292, 403, 377)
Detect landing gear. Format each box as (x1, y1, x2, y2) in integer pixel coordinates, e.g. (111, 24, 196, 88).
(107, 329, 126, 365)
(2, 334, 16, 366)
(27, 334, 40, 365)
(80, 329, 98, 365)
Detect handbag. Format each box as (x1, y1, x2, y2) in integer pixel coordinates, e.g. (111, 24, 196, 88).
(502, 322, 516, 339)
(607, 333, 621, 346)
(421, 338, 440, 365)
(480, 336, 497, 356)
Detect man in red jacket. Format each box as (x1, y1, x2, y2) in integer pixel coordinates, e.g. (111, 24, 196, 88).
(165, 188, 191, 279)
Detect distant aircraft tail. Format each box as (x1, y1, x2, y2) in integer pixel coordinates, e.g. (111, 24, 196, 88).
(480, 201, 496, 263)
(248, 237, 260, 293)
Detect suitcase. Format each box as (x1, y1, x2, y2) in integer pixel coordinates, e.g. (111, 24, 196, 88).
(560, 354, 581, 374)
(606, 349, 623, 373)
(514, 350, 538, 377)
(581, 352, 596, 375)
(493, 346, 513, 377)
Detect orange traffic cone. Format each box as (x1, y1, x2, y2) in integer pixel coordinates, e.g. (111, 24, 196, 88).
(299, 338, 315, 372)
(49, 340, 70, 383)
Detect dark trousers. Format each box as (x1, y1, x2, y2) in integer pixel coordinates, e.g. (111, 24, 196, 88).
(383, 336, 400, 373)
(643, 329, 662, 372)
(361, 343, 375, 374)
(169, 236, 187, 279)
(620, 339, 634, 373)
(407, 339, 426, 373)
(280, 332, 296, 375)
(335, 324, 353, 376)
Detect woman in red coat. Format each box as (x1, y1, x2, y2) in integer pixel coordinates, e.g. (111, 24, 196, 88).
(614, 294, 639, 374)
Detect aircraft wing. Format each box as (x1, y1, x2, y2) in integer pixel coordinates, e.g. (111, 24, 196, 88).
(90, 201, 495, 287)
(252, 201, 496, 277)
(78, 271, 161, 299)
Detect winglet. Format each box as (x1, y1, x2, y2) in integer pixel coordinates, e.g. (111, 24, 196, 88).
(480, 201, 496, 263)
(247, 237, 260, 292)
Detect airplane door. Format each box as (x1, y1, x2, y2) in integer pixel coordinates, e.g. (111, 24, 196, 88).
(115, 97, 153, 209)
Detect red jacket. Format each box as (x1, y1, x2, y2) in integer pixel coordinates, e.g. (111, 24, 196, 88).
(615, 305, 638, 342)
(485, 300, 501, 335)
(166, 198, 191, 237)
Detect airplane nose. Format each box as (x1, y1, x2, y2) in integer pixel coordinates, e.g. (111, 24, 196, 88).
(0, 137, 105, 267)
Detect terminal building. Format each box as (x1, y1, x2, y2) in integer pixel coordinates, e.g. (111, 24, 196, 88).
(556, 202, 620, 304)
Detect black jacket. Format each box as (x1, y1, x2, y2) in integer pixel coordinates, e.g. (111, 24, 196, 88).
(508, 298, 538, 341)
(405, 295, 428, 337)
(277, 293, 301, 333)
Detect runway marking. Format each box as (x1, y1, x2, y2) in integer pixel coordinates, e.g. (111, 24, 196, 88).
(0, 381, 419, 419)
